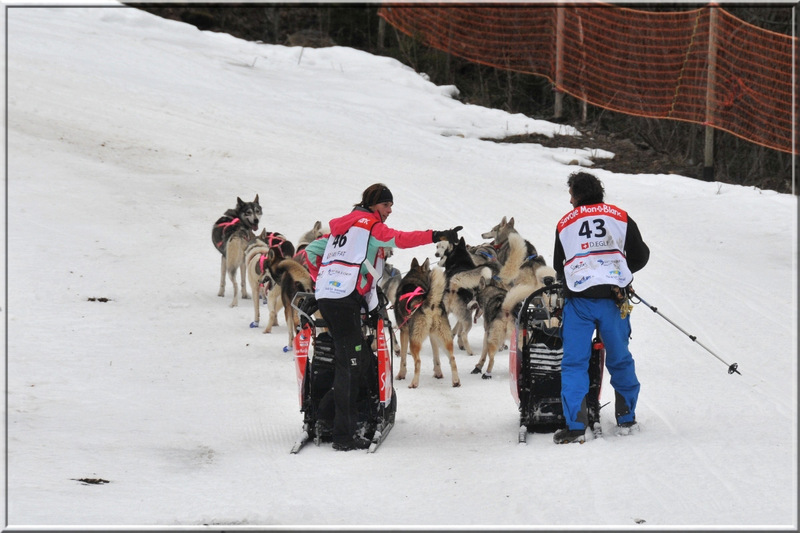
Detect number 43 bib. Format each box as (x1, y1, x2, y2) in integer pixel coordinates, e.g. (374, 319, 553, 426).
(557, 203, 634, 292)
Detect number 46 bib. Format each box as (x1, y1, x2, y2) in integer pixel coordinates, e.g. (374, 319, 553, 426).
(316, 216, 377, 300)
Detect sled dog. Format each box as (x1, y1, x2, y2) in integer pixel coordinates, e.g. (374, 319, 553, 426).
(467, 242, 499, 266)
(244, 229, 295, 331)
(260, 249, 314, 347)
(292, 221, 330, 286)
(471, 277, 511, 379)
(244, 236, 274, 331)
(499, 231, 554, 290)
(471, 261, 557, 380)
(436, 240, 499, 270)
(295, 220, 325, 253)
(497, 230, 558, 329)
(259, 230, 296, 261)
(394, 258, 460, 389)
(212, 195, 262, 307)
(482, 216, 549, 289)
(436, 238, 493, 356)
(256, 230, 295, 333)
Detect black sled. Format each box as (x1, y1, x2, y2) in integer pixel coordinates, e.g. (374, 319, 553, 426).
(510, 279, 606, 443)
(290, 291, 397, 453)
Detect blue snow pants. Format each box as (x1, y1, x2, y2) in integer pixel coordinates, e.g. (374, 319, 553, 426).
(561, 297, 640, 430)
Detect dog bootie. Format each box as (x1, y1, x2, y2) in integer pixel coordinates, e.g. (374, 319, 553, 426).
(553, 427, 587, 444)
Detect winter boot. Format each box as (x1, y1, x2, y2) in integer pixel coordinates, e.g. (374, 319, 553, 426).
(553, 427, 587, 444)
(616, 420, 640, 436)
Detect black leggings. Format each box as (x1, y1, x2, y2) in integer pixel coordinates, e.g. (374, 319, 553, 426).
(317, 293, 368, 444)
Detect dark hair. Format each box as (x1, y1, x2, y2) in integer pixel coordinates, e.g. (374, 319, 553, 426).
(567, 171, 605, 206)
(357, 183, 393, 209)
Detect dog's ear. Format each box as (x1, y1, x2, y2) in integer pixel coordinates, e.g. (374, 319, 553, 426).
(508, 217, 515, 228)
(237, 197, 245, 207)
(501, 216, 507, 225)
(410, 257, 419, 269)
(421, 257, 430, 270)
(313, 220, 322, 232)
(253, 194, 259, 204)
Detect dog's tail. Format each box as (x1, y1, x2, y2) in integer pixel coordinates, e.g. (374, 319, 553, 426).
(502, 283, 538, 318)
(498, 231, 526, 286)
(245, 244, 271, 269)
(276, 258, 313, 291)
(501, 264, 559, 322)
(534, 264, 557, 286)
(246, 245, 273, 290)
(448, 266, 492, 293)
(428, 267, 447, 307)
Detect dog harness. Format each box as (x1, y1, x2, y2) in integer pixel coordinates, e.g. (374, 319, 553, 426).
(476, 249, 497, 262)
(214, 217, 241, 249)
(265, 232, 290, 257)
(396, 286, 426, 328)
(216, 217, 240, 228)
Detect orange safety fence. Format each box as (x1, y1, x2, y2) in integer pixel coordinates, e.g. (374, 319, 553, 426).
(379, 4, 797, 155)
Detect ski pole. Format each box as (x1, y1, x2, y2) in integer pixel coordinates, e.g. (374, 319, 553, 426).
(629, 290, 741, 375)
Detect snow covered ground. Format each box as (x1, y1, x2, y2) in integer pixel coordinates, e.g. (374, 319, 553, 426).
(4, 4, 797, 530)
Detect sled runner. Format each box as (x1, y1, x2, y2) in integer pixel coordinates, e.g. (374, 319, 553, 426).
(510, 279, 606, 443)
(290, 291, 397, 453)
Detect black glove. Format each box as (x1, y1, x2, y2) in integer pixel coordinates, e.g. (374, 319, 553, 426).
(298, 295, 318, 328)
(432, 225, 463, 243)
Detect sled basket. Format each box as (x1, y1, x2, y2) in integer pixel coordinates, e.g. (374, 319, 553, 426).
(290, 292, 397, 448)
(511, 282, 605, 436)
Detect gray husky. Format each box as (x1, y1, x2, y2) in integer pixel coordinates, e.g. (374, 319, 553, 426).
(471, 277, 510, 379)
(212, 195, 262, 307)
(481, 216, 551, 289)
(470, 241, 557, 380)
(247, 221, 325, 340)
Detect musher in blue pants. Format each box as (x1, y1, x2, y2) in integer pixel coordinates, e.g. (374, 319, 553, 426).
(561, 298, 639, 430)
(553, 171, 650, 444)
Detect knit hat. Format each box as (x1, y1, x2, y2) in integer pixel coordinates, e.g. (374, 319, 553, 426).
(362, 184, 393, 207)
(375, 186, 393, 205)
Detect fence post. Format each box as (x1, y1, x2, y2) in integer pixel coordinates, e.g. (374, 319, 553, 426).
(378, 16, 385, 50)
(703, 5, 718, 182)
(554, 6, 564, 119)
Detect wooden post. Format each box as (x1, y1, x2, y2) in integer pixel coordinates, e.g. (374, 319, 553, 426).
(378, 14, 386, 50)
(554, 6, 564, 119)
(703, 5, 718, 182)
(272, 7, 280, 44)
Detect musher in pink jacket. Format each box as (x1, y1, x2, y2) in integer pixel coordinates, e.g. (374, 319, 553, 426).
(315, 183, 460, 451)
